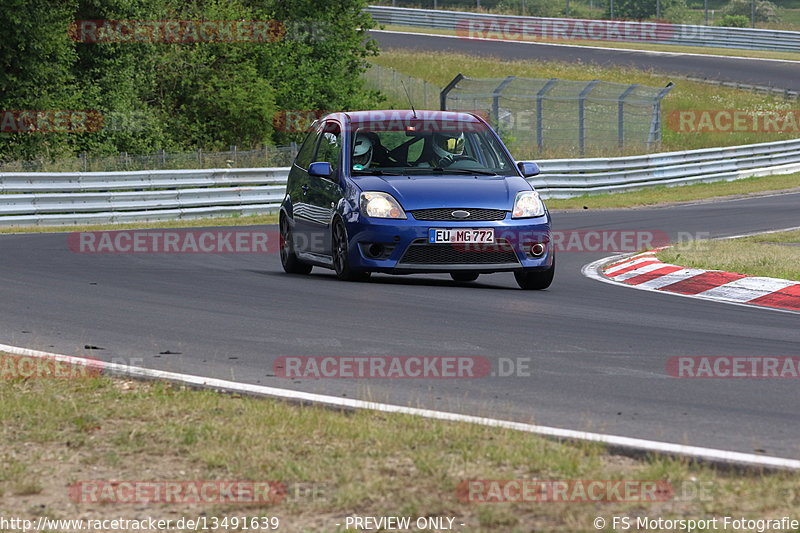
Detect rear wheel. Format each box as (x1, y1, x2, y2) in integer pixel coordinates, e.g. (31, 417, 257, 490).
(450, 272, 479, 282)
(332, 219, 370, 282)
(280, 215, 312, 275)
(514, 256, 555, 290)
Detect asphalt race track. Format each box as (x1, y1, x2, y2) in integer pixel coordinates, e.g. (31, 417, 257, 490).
(371, 30, 800, 90)
(1, 192, 799, 458)
(2, 34, 799, 462)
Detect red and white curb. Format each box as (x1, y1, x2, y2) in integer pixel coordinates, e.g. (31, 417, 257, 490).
(586, 247, 800, 313)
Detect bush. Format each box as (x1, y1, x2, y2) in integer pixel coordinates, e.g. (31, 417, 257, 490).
(495, 0, 559, 17)
(601, 0, 690, 21)
(0, 0, 380, 160)
(716, 14, 750, 27)
(720, 0, 780, 23)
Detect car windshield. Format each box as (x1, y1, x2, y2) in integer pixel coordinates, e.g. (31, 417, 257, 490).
(349, 117, 517, 176)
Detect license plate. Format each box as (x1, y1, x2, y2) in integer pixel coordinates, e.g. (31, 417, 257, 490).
(428, 228, 495, 244)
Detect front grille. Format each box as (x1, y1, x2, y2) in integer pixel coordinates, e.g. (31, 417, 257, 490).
(410, 208, 507, 221)
(399, 239, 519, 265)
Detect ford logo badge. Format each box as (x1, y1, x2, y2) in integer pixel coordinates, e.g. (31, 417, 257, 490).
(451, 210, 470, 219)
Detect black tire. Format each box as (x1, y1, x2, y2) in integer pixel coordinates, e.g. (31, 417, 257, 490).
(514, 256, 555, 290)
(280, 214, 312, 275)
(332, 218, 370, 282)
(450, 272, 479, 282)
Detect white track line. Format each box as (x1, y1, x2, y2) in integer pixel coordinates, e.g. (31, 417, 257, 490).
(718, 225, 800, 240)
(372, 29, 800, 64)
(2, 341, 799, 470)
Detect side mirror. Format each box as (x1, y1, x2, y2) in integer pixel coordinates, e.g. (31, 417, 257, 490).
(308, 161, 332, 178)
(518, 161, 540, 177)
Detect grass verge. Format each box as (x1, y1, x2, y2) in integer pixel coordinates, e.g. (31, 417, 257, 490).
(0, 213, 278, 234)
(378, 24, 800, 63)
(657, 229, 800, 280)
(543, 173, 800, 209)
(2, 356, 800, 532)
(371, 49, 800, 158)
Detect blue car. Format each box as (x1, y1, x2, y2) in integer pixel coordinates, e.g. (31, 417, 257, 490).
(279, 110, 554, 289)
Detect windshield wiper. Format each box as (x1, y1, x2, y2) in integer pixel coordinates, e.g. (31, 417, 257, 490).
(430, 167, 499, 176)
(351, 169, 403, 176)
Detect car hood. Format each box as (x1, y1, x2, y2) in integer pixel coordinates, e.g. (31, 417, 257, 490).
(350, 174, 531, 210)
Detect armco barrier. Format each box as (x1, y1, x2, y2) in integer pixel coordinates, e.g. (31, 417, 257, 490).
(532, 138, 800, 198)
(1, 139, 799, 225)
(367, 6, 800, 53)
(0, 168, 288, 226)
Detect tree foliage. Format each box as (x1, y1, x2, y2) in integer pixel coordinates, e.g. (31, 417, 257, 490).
(0, 0, 379, 161)
(721, 0, 781, 23)
(603, 0, 689, 21)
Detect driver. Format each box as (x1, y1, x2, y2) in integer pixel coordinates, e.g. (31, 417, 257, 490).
(352, 133, 373, 169)
(430, 132, 466, 167)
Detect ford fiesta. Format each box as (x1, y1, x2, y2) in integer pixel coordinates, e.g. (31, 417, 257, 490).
(279, 110, 554, 290)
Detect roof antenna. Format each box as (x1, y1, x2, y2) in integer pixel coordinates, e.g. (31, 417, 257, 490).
(400, 80, 417, 118)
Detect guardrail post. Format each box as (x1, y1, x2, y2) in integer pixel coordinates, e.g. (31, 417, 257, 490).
(647, 82, 674, 149)
(578, 80, 600, 155)
(536, 78, 558, 152)
(440, 73, 465, 111)
(492, 76, 516, 126)
(618, 84, 638, 149)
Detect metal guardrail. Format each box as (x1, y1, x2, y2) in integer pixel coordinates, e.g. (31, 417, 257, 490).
(531, 138, 800, 198)
(367, 6, 800, 53)
(1, 139, 798, 225)
(0, 168, 288, 226)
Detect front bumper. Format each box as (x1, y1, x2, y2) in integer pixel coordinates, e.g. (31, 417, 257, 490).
(346, 212, 553, 274)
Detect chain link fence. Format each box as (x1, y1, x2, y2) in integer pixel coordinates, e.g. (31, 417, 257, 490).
(1, 66, 672, 171)
(0, 145, 298, 173)
(363, 63, 442, 111)
(442, 75, 673, 155)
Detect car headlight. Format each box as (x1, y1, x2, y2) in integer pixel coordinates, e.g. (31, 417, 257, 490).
(512, 191, 545, 218)
(360, 191, 407, 219)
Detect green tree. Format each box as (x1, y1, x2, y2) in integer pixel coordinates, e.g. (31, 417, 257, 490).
(721, 0, 781, 23)
(716, 14, 750, 26)
(603, 0, 689, 20)
(0, 0, 79, 161)
(0, 0, 382, 162)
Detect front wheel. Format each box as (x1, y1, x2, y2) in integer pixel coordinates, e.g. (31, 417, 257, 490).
(514, 257, 555, 290)
(280, 215, 312, 275)
(332, 219, 370, 282)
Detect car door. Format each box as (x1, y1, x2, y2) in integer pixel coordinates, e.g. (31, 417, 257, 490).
(288, 123, 323, 253)
(304, 120, 344, 255)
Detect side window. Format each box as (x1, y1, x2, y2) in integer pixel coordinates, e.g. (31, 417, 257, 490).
(294, 125, 322, 170)
(313, 122, 342, 173)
